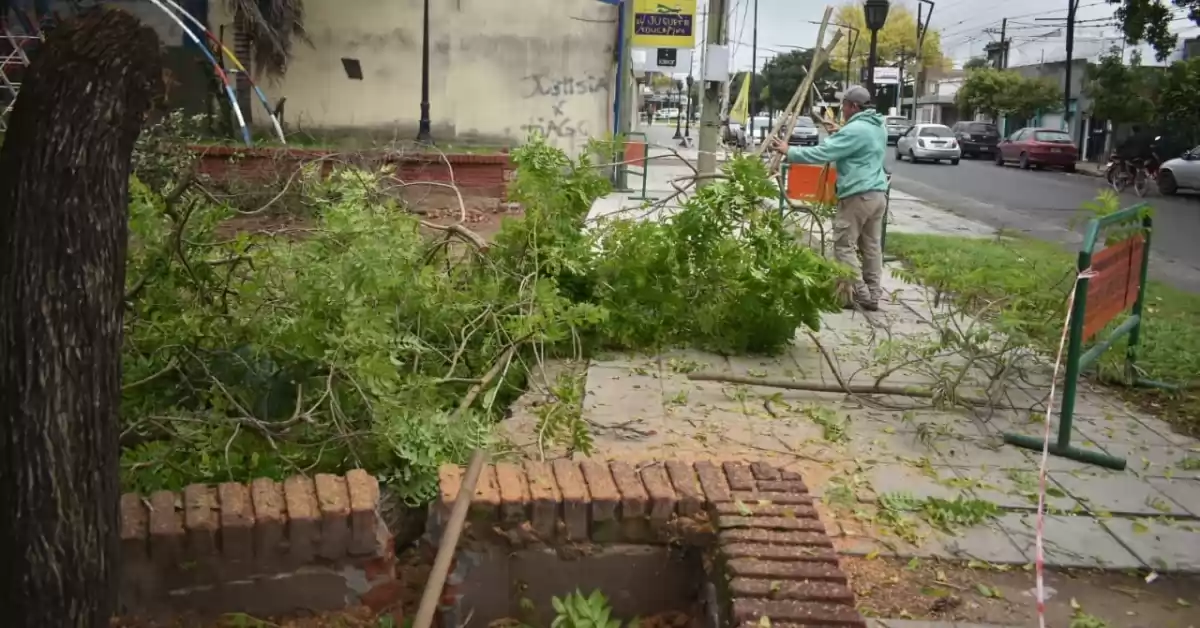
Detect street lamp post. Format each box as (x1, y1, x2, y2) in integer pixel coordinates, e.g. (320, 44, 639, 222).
(684, 74, 694, 139)
(673, 79, 684, 140)
(863, 0, 890, 101)
(415, 0, 433, 143)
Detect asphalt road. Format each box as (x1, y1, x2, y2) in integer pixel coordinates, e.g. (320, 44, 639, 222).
(886, 156, 1200, 293)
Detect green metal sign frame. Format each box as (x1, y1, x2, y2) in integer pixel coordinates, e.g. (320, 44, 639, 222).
(619, 132, 657, 201)
(1003, 202, 1165, 471)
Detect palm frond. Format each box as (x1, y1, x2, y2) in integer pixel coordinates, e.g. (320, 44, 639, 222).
(226, 0, 310, 78)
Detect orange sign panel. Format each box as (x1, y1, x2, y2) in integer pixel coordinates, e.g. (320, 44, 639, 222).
(624, 140, 647, 168)
(786, 163, 837, 205)
(1081, 234, 1145, 340)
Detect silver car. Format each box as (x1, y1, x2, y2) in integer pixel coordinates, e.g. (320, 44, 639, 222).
(1156, 145, 1200, 195)
(895, 123, 961, 165)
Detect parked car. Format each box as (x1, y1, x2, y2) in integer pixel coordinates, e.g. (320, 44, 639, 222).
(994, 127, 1078, 172)
(885, 116, 912, 145)
(747, 115, 771, 145)
(655, 107, 680, 120)
(895, 124, 961, 165)
(789, 117, 820, 146)
(1156, 145, 1200, 195)
(952, 121, 1000, 158)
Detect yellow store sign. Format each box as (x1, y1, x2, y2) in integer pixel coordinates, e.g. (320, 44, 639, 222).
(632, 0, 697, 49)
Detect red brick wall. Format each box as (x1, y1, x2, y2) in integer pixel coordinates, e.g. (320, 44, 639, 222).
(119, 470, 400, 618)
(191, 146, 515, 199)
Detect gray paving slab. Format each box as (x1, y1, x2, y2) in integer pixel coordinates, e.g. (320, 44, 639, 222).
(1051, 471, 1190, 517)
(1102, 517, 1200, 572)
(948, 467, 1083, 512)
(849, 430, 943, 464)
(582, 364, 665, 425)
(933, 436, 1037, 470)
(1095, 442, 1198, 478)
(861, 463, 967, 503)
(996, 513, 1143, 569)
(936, 522, 1029, 565)
(1146, 477, 1200, 517)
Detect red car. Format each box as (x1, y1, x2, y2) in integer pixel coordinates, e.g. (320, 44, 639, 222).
(994, 127, 1079, 172)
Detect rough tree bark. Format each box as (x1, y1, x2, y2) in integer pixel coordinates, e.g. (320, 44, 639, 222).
(0, 8, 162, 627)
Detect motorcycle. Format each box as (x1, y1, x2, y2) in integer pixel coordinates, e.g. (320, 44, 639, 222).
(1106, 136, 1161, 197)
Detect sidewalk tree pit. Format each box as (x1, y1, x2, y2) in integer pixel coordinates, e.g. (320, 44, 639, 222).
(432, 460, 867, 628)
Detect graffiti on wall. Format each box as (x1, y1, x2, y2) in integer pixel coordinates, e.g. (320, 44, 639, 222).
(519, 73, 608, 154)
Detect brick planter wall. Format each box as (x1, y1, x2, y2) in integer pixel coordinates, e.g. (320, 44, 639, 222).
(433, 460, 866, 628)
(119, 469, 399, 618)
(192, 146, 515, 199)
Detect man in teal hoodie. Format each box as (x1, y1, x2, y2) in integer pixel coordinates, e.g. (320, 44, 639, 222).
(771, 85, 888, 311)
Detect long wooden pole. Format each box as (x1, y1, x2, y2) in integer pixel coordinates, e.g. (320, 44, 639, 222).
(755, 7, 835, 159)
(411, 450, 488, 628)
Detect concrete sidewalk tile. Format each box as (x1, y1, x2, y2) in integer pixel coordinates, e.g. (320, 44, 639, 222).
(1134, 417, 1200, 447)
(890, 409, 991, 439)
(1096, 442, 1197, 477)
(1102, 517, 1200, 572)
(950, 467, 1081, 512)
(848, 431, 942, 463)
(1074, 414, 1172, 446)
(860, 463, 965, 503)
(582, 365, 665, 424)
(725, 353, 802, 381)
(1145, 477, 1200, 517)
(1051, 471, 1190, 517)
(938, 521, 1028, 564)
(934, 436, 1035, 470)
(997, 512, 1142, 569)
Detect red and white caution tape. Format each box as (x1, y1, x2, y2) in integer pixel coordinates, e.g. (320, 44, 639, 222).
(1034, 267, 1097, 627)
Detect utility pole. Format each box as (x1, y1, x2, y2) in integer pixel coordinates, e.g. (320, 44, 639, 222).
(1063, 0, 1078, 135)
(697, 0, 727, 185)
(614, 0, 634, 189)
(896, 52, 907, 114)
(997, 18, 1007, 69)
(748, 0, 758, 142)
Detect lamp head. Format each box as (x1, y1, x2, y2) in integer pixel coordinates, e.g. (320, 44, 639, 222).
(864, 0, 890, 32)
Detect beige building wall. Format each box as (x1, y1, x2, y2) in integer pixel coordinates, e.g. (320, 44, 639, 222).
(210, 0, 617, 155)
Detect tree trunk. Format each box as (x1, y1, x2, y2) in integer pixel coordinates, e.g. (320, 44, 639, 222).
(0, 8, 162, 627)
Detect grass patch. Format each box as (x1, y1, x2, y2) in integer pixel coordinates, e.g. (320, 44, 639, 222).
(888, 232, 1200, 436)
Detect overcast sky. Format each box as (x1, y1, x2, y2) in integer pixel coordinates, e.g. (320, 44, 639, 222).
(681, 0, 1200, 77)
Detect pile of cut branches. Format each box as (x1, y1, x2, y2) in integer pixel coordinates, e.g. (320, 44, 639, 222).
(119, 122, 845, 502)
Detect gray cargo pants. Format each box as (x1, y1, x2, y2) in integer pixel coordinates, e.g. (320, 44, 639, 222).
(833, 190, 887, 304)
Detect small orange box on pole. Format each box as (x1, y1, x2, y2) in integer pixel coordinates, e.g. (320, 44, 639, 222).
(785, 163, 837, 205)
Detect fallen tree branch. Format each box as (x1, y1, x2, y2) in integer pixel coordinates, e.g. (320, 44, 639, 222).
(419, 219, 489, 252)
(685, 372, 1033, 410)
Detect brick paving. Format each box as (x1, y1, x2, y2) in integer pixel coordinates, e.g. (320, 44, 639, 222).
(436, 459, 870, 627)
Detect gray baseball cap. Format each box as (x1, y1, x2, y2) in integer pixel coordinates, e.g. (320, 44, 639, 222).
(838, 85, 872, 106)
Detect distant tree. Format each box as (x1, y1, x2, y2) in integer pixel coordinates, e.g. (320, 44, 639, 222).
(964, 57, 990, 70)
(760, 49, 841, 113)
(956, 67, 1062, 122)
(1109, 0, 1200, 61)
(0, 8, 162, 626)
(1003, 77, 1063, 123)
(1084, 50, 1158, 126)
(830, 2, 950, 76)
(1155, 57, 1200, 148)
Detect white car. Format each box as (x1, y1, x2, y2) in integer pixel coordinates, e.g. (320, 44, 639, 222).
(1156, 145, 1200, 195)
(655, 108, 680, 120)
(895, 123, 961, 165)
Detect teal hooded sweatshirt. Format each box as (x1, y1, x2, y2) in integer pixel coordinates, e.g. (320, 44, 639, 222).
(785, 109, 888, 200)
